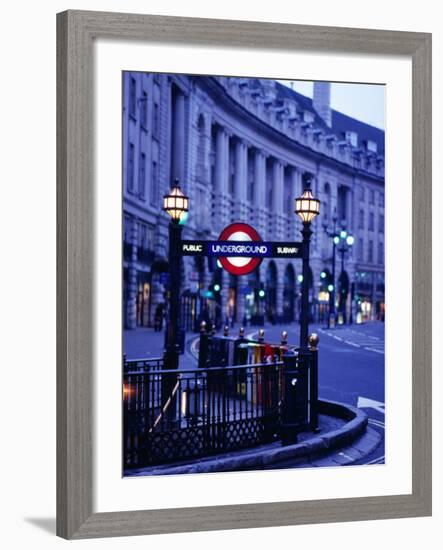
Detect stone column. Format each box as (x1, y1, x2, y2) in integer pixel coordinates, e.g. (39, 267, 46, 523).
(284, 167, 297, 240)
(214, 126, 229, 228)
(126, 220, 138, 330)
(254, 149, 267, 235)
(272, 159, 284, 239)
(233, 139, 247, 220)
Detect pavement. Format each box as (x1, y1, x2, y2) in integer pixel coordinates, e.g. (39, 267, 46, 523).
(123, 320, 385, 469)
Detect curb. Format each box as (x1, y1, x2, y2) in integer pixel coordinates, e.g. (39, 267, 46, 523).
(129, 399, 368, 476)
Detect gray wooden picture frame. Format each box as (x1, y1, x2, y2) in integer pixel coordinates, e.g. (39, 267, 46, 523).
(56, 9, 432, 540)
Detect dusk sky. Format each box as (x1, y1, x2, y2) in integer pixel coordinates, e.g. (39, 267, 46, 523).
(280, 80, 385, 130)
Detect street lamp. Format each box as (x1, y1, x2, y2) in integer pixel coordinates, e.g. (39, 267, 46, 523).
(295, 186, 320, 349)
(336, 228, 354, 324)
(162, 179, 189, 370)
(323, 214, 338, 328)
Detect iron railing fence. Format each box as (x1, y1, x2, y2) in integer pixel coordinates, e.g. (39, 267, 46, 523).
(123, 356, 164, 373)
(123, 330, 319, 470)
(124, 361, 287, 469)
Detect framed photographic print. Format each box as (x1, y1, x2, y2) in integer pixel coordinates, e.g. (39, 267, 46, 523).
(57, 10, 432, 539)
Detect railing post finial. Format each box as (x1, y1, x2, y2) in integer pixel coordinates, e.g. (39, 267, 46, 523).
(309, 333, 319, 351)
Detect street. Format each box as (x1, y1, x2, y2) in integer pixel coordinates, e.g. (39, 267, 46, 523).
(246, 321, 385, 466)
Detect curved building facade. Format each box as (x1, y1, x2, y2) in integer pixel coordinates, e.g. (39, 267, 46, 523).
(123, 72, 385, 330)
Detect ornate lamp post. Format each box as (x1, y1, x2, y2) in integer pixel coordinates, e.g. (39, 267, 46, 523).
(323, 214, 338, 328)
(281, 181, 320, 446)
(162, 179, 189, 370)
(295, 183, 320, 349)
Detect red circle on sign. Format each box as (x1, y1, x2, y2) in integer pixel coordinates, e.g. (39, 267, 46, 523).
(218, 223, 263, 276)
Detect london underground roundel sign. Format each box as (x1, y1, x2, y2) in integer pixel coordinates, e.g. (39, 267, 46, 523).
(217, 223, 263, 276)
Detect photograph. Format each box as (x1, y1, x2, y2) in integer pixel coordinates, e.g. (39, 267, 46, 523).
(122, 71, 385, 476)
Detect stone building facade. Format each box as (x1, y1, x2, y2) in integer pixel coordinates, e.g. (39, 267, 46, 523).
(123, 72, 385, 330)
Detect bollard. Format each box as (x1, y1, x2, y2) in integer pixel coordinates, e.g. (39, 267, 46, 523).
(278, 331, 288, 361)
(309, 333, 320, 432)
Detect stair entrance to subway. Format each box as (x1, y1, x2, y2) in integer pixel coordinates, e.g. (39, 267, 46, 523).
(123, 328, 319, 468)
(124, 209, 321, 470)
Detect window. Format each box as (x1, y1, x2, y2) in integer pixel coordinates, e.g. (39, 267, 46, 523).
(357, 238, 363, 261)
(367, 140, 378, 153)
(323, 182, 331, 222)
(152, 84, 160, 137)
(369, 212, 374, 231)
(368, 240, 374, 263)
(359, 186, 365, 201)
(150, 142, 159, 206)
(379, 214, 384, 232)
(140, 90, 148, 128)
(359, 209, 365, 229)
(303, 111, 314, 123)
(285, 171, 293, 217)
(138, 152, 146, 199)
(370, 190, 375, 204)
(129, 77, 136, 118)
(379, 193, 385, 207)
(124, 215, 132, 242)
(196, 188, 206, 226)
(150, 161, 158, 206)
(378, 241, 384, 264)
(138, 222, 149, 249)
(345, 131, 358, 147)
(196, 114, 206, 179)
(127, 143, 135, 193)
